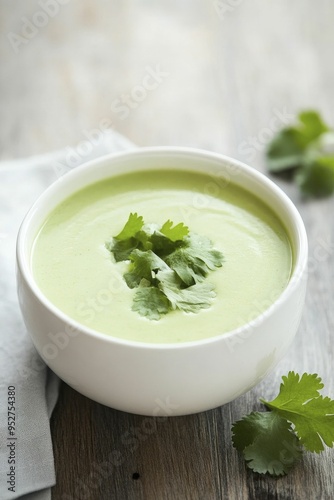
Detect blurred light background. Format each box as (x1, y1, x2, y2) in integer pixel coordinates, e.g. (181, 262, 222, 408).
(1, 0, 333, 169)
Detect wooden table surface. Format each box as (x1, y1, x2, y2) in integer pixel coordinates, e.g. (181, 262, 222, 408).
(1, 1, 334, 499)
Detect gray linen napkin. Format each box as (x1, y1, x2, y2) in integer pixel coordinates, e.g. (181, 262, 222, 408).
(0, 129, 134, 500)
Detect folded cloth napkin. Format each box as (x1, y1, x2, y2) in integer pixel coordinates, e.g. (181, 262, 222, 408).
(0, 129, 134, 500)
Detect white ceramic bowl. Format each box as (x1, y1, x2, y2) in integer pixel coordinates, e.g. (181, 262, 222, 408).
(16, 147, 308, 416)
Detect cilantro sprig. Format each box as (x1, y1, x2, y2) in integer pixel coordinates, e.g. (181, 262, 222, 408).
(106, 213, 224, 320)
(266, 110, 334, 197)
(232, 372, 334, 476)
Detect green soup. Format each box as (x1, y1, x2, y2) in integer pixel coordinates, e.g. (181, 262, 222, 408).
(32, 170, 293, 343)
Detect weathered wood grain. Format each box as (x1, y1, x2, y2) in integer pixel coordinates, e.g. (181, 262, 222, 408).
(1, 0, 334, 498)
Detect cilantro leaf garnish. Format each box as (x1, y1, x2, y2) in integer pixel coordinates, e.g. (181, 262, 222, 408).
(266, 110, 334, 197)
(132, 286, 170, 321)
(232, 412, 302, 476)
(160, 219, 189, 241)
(124, 249, 169, 289)
(157, 269, 216, 313)
(166, 234, 224, 286)
(232, 372, 334, 476)
(106, 213, 146, 262)
(295, 156, 334, 197)
(105, 238, 137, 263)
(262, 372, 334, 453)
(263, 372, 324, 408)
(106, 214, 224, 320)
(114, 212, 144, 240)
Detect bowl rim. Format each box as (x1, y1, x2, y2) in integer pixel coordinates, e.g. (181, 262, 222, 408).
(16, 146, 308, 351)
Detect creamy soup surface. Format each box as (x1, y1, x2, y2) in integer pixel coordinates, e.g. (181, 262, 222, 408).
(32, 170, 293, 343)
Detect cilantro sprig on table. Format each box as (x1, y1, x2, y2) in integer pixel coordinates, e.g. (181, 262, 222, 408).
(266, 110, 334, 197)
(106, 213, 224, 320)
(232, 372, 334, 476)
